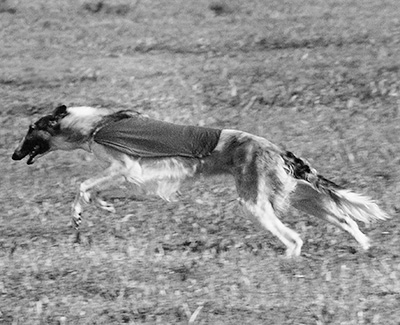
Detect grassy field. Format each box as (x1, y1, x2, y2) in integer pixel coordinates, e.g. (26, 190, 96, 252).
(1, 0, 400, 324)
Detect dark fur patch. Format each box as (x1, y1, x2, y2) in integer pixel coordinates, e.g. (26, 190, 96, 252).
(282, 150, 344, 206)
(316, 174, 342, 190)
(12, 111, 65, 163)
(35, 115, 61, 135)
(12, 127, 51, 163)
(282, 151, 311, 180)
(283, 150, 342, 189)
(53, 105, 68, 119)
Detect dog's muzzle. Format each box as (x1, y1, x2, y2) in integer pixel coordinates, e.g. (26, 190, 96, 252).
(12, 145, 41, 165)
(11, 151, 23, 161)
(12, 149, 28, 161)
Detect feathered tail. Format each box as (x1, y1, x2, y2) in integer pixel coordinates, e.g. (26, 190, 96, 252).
(323, 187, 389, 223)
(282, 151, 390, 225)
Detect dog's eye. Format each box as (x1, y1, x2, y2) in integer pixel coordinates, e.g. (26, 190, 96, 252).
(49, 119, 58, 128)
(29, 125, 36, 132)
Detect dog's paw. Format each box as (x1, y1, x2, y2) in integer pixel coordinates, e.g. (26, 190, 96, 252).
(71, 212, 82, 230)
(71, 200, 83, 229)
(72, 217, 81, 229)
(81, 191, 91, 204)
(97, 199, 116, 213)
(360, 237, 371, 251)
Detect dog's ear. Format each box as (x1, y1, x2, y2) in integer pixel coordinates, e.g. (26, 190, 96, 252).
(53, 105, 68, 119)
(37, 105, 68, 132)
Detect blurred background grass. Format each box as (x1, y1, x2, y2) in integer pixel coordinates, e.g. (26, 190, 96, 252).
(1, 0, 400, 324)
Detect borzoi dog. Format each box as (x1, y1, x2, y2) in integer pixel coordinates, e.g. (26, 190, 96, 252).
(12, 105, 389, 257)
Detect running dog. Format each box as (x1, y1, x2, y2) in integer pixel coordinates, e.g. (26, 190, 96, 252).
(12, 105, 389, 257)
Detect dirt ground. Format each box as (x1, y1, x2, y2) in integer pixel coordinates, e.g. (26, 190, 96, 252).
(1, 0, 400, 324)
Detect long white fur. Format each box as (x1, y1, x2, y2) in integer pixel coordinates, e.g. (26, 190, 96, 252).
(335, 189, 390, 223)
(61, 107, 111, 137)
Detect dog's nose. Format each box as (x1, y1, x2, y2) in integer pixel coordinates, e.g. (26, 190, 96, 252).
(12, 151, 22, 160)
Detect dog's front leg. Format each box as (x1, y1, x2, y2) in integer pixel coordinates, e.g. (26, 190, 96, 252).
(71, 171, 125, 229)
(72, 191, 85, 229)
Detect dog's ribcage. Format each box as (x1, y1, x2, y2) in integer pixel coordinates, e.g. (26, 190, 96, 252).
(123, 155, 199, 201)
(89, 141, 201, 202)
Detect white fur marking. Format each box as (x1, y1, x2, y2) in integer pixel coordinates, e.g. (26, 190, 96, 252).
(61, 107, 111, 137)
(336, 189, 390, 223)
(67, 106, 106, 117)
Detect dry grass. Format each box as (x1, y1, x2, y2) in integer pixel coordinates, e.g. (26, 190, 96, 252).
(1, 0, 400, 324)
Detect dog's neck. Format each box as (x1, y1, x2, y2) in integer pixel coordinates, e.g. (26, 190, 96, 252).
(60, 107, 113, 136)
(52, 106, 113, 152)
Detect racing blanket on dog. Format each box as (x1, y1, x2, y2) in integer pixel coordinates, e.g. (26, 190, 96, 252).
(93, 116, 222, 158)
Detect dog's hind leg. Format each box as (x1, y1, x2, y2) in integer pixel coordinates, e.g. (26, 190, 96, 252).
(239, 199, 303, 257)
(291, 182, 371, 250)
(232, 140, 302, 257)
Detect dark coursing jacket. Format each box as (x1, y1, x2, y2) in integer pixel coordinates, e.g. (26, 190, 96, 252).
(93, 115, 222, 159)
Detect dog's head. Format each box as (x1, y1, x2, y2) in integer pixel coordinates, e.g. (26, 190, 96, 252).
(12, 105, 68, 165)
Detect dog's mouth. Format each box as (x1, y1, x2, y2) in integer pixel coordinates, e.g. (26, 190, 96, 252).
(12, 145, 43, 165)
(13, 122, 54, 165)
(27, 146, 41, 165)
